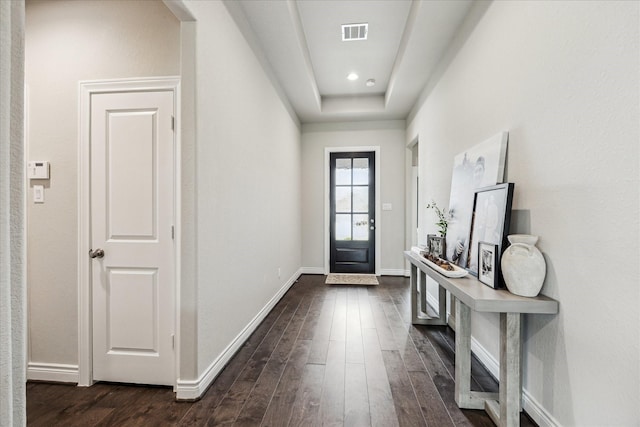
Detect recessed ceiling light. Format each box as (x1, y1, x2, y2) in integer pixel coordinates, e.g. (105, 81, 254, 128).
(347, 73, 359, 81)
(366, 79, 376, 87)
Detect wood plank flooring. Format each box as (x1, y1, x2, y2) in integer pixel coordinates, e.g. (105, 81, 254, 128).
(27, 274, 537, 426)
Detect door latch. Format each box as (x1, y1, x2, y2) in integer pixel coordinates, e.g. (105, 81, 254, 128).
(89, 248, 105, 259)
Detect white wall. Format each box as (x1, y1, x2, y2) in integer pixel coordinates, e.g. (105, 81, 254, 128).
(25, 0, 180, 371)
(179, 0, 302, 377)
(301, 121, 406, 275)
(407, 1, 639, 425)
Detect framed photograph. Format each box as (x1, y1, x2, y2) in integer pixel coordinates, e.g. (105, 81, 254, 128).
(428, 235, 446, 259)
(478, 242, 499, 288)
(466, 183, 514, 276)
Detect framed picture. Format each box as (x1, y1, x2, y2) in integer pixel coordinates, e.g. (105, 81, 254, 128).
(478, 242, 499, 288)
(445, 132, 508, 266)
(466, 183, 514, 276)
(428, 235, 446, 259)
(425, 234, 436, 254)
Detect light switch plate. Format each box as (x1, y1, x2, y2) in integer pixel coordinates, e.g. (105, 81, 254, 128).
(34, 185, 44, 203)
(382, 203, 392, 211)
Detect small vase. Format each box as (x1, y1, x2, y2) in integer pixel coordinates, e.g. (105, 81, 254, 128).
(501, 234, 546, 297)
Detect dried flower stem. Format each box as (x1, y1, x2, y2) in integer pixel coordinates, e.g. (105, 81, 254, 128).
(426, 200, 451, 238)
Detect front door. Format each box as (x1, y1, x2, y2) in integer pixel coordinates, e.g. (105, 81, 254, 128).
(330, 152, 375, 273)
(90, 89, 175, 385)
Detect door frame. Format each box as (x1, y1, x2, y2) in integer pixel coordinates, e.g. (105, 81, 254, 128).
(324, 146, 381, 276)
(77, 77, 181, 387)
(407, 136, 419, 249)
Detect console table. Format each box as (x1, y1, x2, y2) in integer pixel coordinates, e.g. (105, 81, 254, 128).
(404, 250, 558, 427)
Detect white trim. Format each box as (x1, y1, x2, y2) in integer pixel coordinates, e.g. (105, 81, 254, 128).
(175, 268, 302, 400)
(78, 82, 91, 387)
(78, 76, 181, 388)
(522, 390, 561, 427)
(27, 363, 79, 384)
(380, 269, 408, 276)
(24, 84, 31, 368)
(324, 146, 381, 276)
(173, 85, 183, 394)
(162, 0, 196, 21)
(470, 336, 500, 380)
(425, 291, 558, 427)
(300, 267, 325, 275)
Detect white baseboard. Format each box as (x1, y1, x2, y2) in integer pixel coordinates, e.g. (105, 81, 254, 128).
(380, 269, 409, 276)
(469, 336, 500, 379)
(424, 291, 558, 427)
(522, 390, 561, 427)
(300, 268, 411, 277)
(300, 267, 325, 275)
(28, 362, 79, 383)
(175, 268, 302, 400)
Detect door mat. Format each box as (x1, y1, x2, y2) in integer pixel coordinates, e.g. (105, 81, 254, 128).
(325, 274, 379, 286)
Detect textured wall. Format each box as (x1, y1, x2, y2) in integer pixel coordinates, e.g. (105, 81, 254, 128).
(408, 1, 639, 425)
(0, 0, 26, 425)
(301, 121, 407, 274)
(25, 0, 180, 368)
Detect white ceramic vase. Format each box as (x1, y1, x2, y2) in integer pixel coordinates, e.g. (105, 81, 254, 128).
(501, 234, 546, 297)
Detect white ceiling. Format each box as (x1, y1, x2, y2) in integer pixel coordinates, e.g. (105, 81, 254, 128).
(229, 0, 474, 123)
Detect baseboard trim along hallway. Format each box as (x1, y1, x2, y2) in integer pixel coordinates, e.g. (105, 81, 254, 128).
(175, 268, 302, 400)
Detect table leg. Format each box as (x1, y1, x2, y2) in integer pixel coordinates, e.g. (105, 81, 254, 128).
(410, 264, 419, 323)
(438, 285, 447, 323)
(485, 312, 522, 427)
(419, 270, 427, 314)
(449, 295, 457, 330)
(454, 298, 472, 407)
(501, 312, 522, 426)
(410, 264, 446, 326)
(455, 299, 498, 410)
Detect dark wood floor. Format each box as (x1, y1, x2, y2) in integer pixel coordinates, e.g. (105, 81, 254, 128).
(27, 274, 536, 426)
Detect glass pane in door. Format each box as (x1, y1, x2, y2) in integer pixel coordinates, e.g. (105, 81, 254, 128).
(335, 187, 351, 213)
(352, 158, 369, 185)
(352, 186, 368, 213)
(335, 159, 352, 185)
(352, 214, 369, 241)
(335, 214, 351, 240)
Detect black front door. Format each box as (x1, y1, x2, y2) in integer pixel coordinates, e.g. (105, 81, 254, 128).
(330, 151, 375, 273)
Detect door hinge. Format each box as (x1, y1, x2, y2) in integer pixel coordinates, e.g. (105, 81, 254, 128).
(171, 115, 175, 131)
(172, 334, 175, 349)
(171, 225, 175, 240)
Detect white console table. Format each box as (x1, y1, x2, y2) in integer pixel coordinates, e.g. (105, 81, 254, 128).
(404, 251, 558, 427)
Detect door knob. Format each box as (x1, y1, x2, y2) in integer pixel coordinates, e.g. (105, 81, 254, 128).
(89, 248, 105, 259)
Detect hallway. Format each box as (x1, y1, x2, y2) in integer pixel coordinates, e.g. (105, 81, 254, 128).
(27, 275, 535, 426)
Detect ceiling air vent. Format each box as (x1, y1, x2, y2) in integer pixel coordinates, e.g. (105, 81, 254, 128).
(341, 23, 368, 41)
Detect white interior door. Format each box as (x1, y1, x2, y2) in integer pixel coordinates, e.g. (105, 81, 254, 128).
(90, 90, 175, 385)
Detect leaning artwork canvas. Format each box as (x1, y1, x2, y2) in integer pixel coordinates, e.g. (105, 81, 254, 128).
(445, 132, 508, 266)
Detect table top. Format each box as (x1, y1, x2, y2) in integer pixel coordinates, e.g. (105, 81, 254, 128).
(404, 251, 558, 314)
